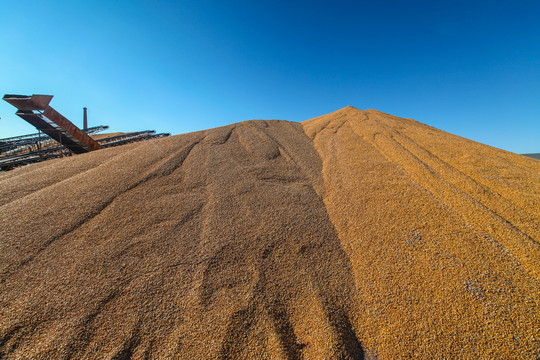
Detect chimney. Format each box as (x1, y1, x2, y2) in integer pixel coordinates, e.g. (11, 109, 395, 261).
(83, 107, 88, 131)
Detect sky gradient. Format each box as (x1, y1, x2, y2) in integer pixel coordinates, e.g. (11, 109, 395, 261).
(1, 0, 539, 153)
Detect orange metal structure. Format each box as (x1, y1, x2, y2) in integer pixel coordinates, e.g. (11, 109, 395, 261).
(3, 94, 103, 154)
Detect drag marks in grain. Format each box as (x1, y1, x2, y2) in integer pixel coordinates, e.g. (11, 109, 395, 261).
(346, 113, 540, 278)
(186, 120, 365, 358)
(0, 136, 205, 283)
(0, 119, 366, 359)
(3, 107, 538, 359)
(302, 106, 540, 359)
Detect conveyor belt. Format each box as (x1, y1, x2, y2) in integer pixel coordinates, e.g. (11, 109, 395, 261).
(3, 94, 103, 154)
(0, 132, 170, 170)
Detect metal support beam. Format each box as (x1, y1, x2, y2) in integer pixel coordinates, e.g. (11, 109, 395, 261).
(15, 110, 89, 154)
(3, 94, 53, 110)
(3, 94, 103, 154)
(43, 106, 102, 151)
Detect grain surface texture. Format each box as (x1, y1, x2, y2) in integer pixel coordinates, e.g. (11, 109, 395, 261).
(1, 107, 539, 359)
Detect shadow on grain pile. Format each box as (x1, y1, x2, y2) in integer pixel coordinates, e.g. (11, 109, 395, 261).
(0, 120, 367, 359)
(303, 106, 540, 359)
(2, 106, 539, 359)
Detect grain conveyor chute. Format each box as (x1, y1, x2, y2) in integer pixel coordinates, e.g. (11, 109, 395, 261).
(3, 94, 103, 154)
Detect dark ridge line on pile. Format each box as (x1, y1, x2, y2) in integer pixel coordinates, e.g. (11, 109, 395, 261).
(306, 109, 360, 145)
(0, 324, 24, 355)
(110, 319, 143, 360)
(479, 233, 539, 281)
(370, 118, 539, 247)
(0, 138, 204, 284)
(343, 115, 539, 277)
(393, 126, 534, 219)
(255, 174, 306, 184)
(372, 114, 537, 235)
(366, 122, 537, 252)
(348, 113, 528, 237)
(308, 121, 331, 141)
(0, 148, 130, 209)
(126, 135, 203, 184)
(387, 127, 539, 243)
(217, 302, 259, 360)
(113, 203, 207, 275)
(336, 120, 484, 239)
(63, 289, 122, 357)
(0, 319, 47, 357)
(268, 299, 307, 360)
(249, 121, 315, 189)
(220, 125, 235, 145)
(243, 122, 282, 160)
(64, 275, 149, 359)
(141, 338, 156, 360)
(332, 117, 350, 134)
(215, 272, 308, 359)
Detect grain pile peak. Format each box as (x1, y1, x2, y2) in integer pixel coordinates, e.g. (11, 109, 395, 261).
(304, 106, 540, 358)
(1, 109, 539, 359)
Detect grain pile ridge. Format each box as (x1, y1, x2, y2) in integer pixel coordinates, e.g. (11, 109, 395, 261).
(0, 107, 539, 359)
(303, 106, 540, 359)
(0, 120, 367, 359)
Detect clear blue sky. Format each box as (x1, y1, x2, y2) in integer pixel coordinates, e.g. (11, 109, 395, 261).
(1, 0, 538, 153)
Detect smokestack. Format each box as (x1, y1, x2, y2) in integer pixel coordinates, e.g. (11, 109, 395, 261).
(83, 107, 88, 131)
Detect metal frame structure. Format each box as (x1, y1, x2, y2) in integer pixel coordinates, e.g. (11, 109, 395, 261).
(1, 93, 170, 171)
(0, 126, 108, 155)
(0, 131, 170, 170)
(3, 94, 103, 154)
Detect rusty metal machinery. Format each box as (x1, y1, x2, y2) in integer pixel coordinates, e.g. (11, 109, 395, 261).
(0, 130, 170, 170)
(0, 125, 109, 155)
(3, 94, 103, 154)
(1, 93, 170, 171)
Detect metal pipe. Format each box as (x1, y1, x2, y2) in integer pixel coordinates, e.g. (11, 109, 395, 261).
(83, 107, 88, 130)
